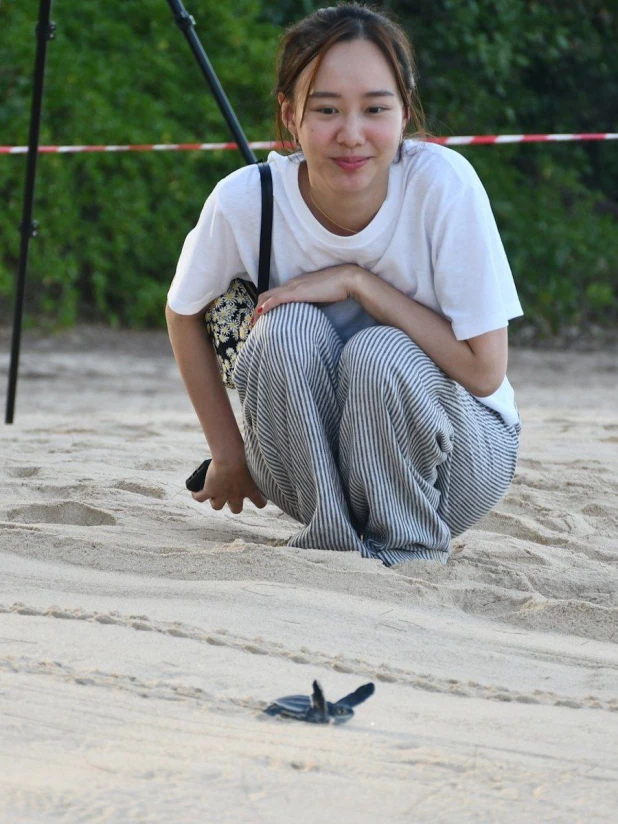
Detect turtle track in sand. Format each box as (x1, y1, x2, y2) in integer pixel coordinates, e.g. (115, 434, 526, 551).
(2, 601, 616, 714)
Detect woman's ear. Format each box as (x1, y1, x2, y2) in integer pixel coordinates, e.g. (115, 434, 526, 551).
(279, 95, 297, 137)
(402, 105, 411, 135)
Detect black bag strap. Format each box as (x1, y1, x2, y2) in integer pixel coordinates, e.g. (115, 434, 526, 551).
(257, 160, 273, 296)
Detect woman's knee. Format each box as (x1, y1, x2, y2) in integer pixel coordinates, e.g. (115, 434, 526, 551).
(251, 301, 338, 361)
(339, 325, 428, 380)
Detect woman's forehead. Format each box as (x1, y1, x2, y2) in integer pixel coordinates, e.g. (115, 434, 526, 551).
(298, 40, 398, 98)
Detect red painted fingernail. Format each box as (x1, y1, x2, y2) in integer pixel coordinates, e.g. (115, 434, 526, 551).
(257, 307, 263, 314)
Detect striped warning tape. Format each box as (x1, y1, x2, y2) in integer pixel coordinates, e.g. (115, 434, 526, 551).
(1, 134, 618, 154)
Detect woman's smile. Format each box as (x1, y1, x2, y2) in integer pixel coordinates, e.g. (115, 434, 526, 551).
(332, 156, 372, 171)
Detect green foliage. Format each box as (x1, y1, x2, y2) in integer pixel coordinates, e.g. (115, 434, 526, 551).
(391, 0, 618, 333)
(0, 0, 279, 328)
(0, 0, 617, 334)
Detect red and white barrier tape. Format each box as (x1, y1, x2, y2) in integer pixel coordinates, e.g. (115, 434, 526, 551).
(1, 134, 617, 155)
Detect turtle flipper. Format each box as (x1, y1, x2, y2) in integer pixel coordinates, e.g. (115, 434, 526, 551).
(264, 703, 284, 717)
(309, 680, 329, 723)
(333, 682, 375, 710)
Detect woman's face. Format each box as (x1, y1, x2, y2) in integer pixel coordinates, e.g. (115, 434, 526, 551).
(281, 38, 408, 197)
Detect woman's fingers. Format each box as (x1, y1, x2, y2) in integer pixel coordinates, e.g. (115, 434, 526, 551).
(192, 491, 238, 511)
(250, 490, 268, 508)
(191, 482, 267, 513)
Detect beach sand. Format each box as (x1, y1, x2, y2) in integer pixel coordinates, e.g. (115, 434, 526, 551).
(1, 326, 617, 823)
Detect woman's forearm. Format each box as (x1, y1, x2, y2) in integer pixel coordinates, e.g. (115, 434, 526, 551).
(165, 305, 246, 467)
(347, 268, 492, 397)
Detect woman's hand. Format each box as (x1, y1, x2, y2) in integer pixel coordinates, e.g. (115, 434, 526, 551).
(191, 458, 267, 514)
(251, 264, 360, 325)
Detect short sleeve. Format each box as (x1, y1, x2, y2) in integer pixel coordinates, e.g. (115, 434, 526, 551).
(167, 183, 247, 315)
(432, 181, 523, 341)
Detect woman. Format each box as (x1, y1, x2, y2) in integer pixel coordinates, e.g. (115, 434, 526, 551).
(166, 3, 523, 567)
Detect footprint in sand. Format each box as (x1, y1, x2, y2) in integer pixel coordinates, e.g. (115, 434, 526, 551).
(6, 502, 116, 527)
(476, 510, 569, 547)
(7, 466, 41, 479)
(136, 459, 173, 472)
(112, 480, 165, 499)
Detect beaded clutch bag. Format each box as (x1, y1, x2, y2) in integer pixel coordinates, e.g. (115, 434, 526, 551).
(204, 277, 258, 389)
(203, 161, 273, 390)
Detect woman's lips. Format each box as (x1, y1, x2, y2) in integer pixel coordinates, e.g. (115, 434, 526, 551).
(333, 157, 370, 171)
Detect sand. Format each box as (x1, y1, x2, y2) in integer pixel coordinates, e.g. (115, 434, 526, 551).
(1, 326, 617, 823)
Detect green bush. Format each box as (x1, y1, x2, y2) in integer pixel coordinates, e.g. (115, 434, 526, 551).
(0, 0, 279, 328)
(1, 0, 616, 335)
(400, 0, 618, 336)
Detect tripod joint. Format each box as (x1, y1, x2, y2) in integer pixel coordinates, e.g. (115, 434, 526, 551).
(174, 10, 196, 33)
(20, 220, 39, 239)
(36, 21, 57, 41)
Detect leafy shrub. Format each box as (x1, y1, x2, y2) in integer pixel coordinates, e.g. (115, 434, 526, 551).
(1, 0, 616, 335)
(0, 0, 279, 328)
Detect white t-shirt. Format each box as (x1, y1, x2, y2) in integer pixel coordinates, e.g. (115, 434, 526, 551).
(168, 139, 524, 426)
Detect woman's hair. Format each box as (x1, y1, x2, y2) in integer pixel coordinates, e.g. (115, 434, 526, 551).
(274, 2, 431, 157)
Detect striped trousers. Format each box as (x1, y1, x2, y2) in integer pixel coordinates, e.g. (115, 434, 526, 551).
(234, 302, 521, 567)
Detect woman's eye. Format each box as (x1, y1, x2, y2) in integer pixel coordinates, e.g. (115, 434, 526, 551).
(312, 106, 389, 115)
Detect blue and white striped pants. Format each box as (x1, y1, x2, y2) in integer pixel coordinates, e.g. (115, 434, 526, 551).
(234, 302, 521, 567)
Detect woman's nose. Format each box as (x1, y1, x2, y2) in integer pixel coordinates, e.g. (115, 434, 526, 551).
(337, 116, 364, 146)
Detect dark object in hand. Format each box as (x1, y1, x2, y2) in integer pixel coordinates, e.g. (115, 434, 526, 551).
(186, 459, 212, 492)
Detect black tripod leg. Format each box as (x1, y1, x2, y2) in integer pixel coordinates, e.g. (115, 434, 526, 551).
(5, 0, 56, 424)
(165, 0, 257, 166)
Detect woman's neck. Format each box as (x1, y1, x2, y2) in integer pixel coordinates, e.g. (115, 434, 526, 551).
(298, 161, 387, 236)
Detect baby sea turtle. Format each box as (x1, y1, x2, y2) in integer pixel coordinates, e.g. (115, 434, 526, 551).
(264, 680, 375, 724)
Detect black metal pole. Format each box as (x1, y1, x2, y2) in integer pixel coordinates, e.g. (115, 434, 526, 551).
(5, 0, 55, 424)
(165, 0, 257, 165)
